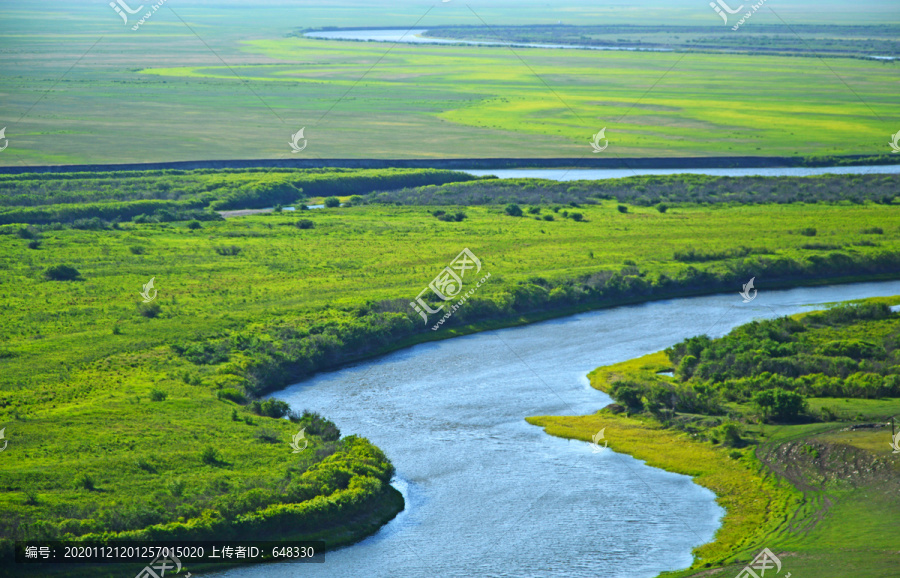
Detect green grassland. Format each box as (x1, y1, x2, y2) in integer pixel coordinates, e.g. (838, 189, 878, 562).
(1, 169, 900, 574)
(528, 300, 900, 577)
(1, 3, 898, 165)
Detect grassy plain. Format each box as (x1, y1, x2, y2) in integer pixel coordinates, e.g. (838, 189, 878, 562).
(1, 4, 898, 164)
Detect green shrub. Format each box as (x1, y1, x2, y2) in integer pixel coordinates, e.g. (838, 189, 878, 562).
(800, 227, 817, 236)
(324, 196, 340, 208)
(215, 245, 242, 256)
(349, 195, 364, 205)
(617, 205, 628, 213)
(43, 264, 82, 281)
(200, 446, 220, 465)
(504, 203, 523, 217)
(250, 398, 291, 418)
(217, 388, 247, 404)
(139, 302, 161, 318)
(542, 214, 554, 221)
(861, 226, 883, 234)
(149, 389, 168, 401)
(129, 246, 146, 255)
(656, 203, 668, 213)
(296, 219, 315, 229)
(569, 212, 583, 221)
(27, 240, 41, 249)
(74, 473, 95, 491)
(187, 220, 202, 230)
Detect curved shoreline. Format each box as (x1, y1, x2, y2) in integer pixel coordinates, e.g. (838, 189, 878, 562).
(0, 154, 894, 175)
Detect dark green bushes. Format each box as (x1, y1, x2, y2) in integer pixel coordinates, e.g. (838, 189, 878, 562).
(43, 264, 82, 281)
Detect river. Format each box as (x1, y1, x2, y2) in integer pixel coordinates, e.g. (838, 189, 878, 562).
(210, 279, 900, 578)
(304, 29, 672, 52)
(460, 165, 900, 181)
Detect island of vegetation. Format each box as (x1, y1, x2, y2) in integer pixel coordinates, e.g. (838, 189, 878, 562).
(529, 300, 900, 577)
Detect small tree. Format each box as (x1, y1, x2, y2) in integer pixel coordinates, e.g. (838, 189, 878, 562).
(504, 203, 523, 217)
(617, 205, 628, 214)
(296, 219, 315, 229)
(656, 203, 668, 213)
(187, 220, 202, 230)
(324, 196, 340, 208)
(569, 212, 583, 221)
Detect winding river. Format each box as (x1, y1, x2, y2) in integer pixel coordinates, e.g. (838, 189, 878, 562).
(211, 279, 900, 578)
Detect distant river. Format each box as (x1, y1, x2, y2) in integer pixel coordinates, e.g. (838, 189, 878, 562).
(460, 165, 900, 181)
(211, 280, 900, 578)
(305, 28, 673, 52)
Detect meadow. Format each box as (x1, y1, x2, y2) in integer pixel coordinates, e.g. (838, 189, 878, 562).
(1, 3, 898, 165)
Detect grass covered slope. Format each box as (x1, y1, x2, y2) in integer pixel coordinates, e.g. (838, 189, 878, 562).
(529, 300, 900, 577)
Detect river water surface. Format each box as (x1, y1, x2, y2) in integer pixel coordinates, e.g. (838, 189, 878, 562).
(211, 280, 900, 578)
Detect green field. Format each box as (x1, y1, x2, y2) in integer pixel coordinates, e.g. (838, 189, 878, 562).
(1, 2, 898, 165)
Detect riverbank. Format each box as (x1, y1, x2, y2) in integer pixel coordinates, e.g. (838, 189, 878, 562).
(0, 154, 894, 175)
(528, 297, 900, 577)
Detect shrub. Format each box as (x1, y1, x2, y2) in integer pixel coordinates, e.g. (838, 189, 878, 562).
(273, 204, 283, 213)
(139, 302, 161, 318)
(74, 473, 95, 491)
(149, 389, 168, 401)
(27, 240, 41, 249)
(200, 446, 220, 465)
(569, 212, 583, 221)
(43, 264, 82, 281)
(861, 226, 883, 234)
(254, 428, 280, 443)
(187, 220, 202, 230)
(217, 388, 247, 404)
(799, 227, 817, 236)
(16, 227, 36, 239)
(504, 203, 523, 217)
(431, 210, 446, 217)
(349, 195, 364, 205)
(324, 196, 341, 208)
(250, 398, 290, 418)
(294, 410, 341, 441)
(129, 246, 146, 255)
(215, 245, 242, 256)
(527, 206, 541, 215)
(617, 205, 628, 213)
(296, 219, 315, 229)
(542, 214, 554, 221)
(656, 203, 668, 213)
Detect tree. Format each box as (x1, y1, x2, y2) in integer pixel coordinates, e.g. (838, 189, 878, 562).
(617, 205, 628, 213)
(187, 220, 202, 230)
(610, 380, 644, 411)
(504, 203, 523, 217)
(324, 197, 341, 208)
(656, 203, 668, 213)
(753, 387, 807, 422)
(569, 212, 583, 221)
